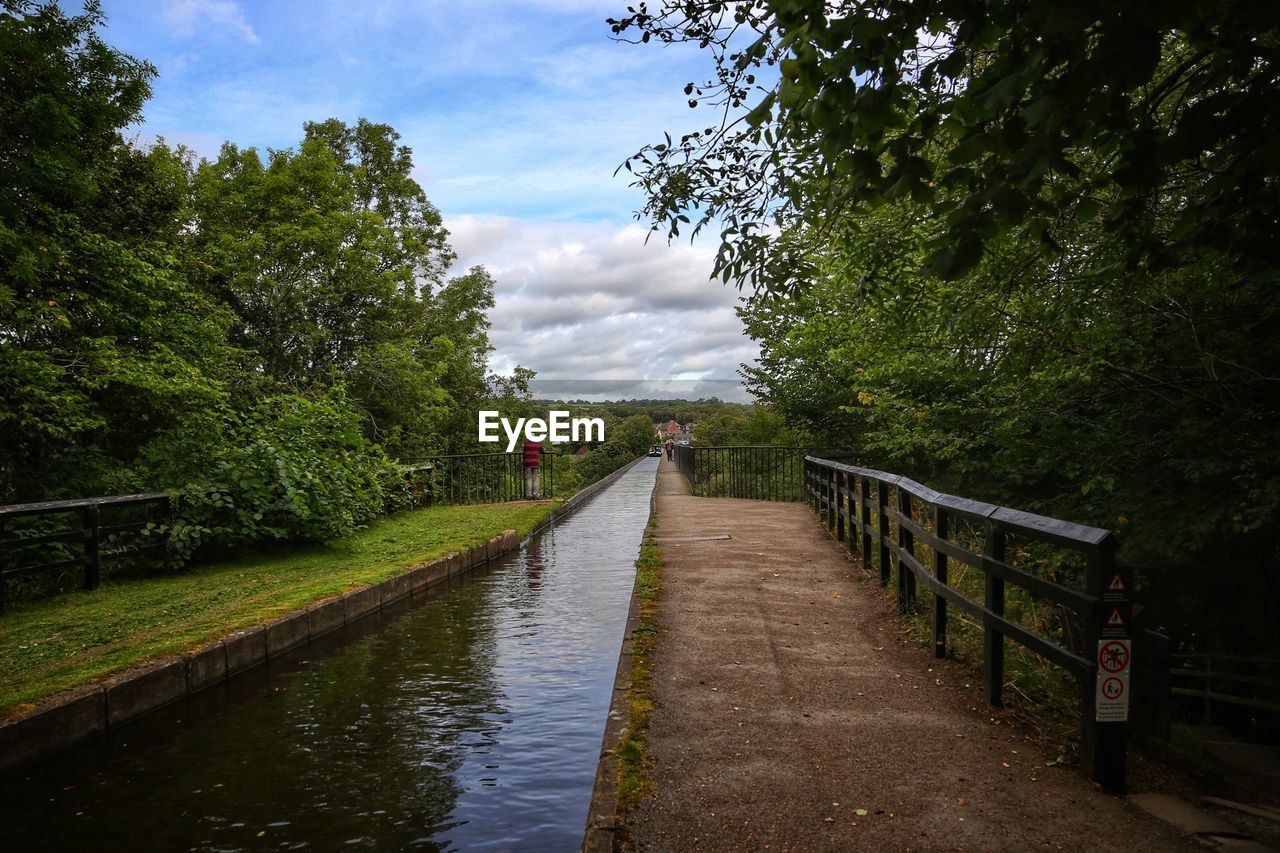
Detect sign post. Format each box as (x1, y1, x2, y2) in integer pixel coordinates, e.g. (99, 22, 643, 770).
(1081, 539, 1131, 793)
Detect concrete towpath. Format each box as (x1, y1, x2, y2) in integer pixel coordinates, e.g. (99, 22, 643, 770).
(627, 458, 1195, 851)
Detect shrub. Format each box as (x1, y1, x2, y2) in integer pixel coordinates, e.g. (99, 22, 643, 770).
(141, 388, 406, 565)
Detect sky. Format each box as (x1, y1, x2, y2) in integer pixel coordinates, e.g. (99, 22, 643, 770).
(93, 0, 760, 399)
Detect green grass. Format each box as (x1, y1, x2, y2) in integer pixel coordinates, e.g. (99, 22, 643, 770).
(0, 499, 560, 717)
(616, 520, 663, 830)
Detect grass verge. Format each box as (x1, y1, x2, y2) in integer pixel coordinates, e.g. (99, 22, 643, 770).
(614, 519, 664, 840)
(0, 499, 560, 718)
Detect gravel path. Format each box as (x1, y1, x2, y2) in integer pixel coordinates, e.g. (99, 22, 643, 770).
(626, 458, 1195, 851)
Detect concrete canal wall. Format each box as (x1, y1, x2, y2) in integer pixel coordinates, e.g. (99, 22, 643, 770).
(0, 457, 645, 778)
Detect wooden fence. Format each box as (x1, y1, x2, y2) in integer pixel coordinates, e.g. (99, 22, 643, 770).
(0, 494, 171, 611)
(1170, 652, 1280, 726)
(803, 455, 1136, 792)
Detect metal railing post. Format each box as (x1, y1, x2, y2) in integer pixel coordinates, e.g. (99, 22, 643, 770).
(826, 465, 836, 531)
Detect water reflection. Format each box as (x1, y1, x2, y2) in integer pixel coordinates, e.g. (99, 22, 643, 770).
(0, 459, 657, 852)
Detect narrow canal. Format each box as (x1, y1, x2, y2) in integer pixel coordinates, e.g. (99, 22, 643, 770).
(0, 458, 659, 851)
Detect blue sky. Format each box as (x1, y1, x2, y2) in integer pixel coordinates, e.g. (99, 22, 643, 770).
(94, 0, 761, 393)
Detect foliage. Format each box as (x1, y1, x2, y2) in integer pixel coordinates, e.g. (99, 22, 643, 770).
(572, 413, 655, 483)
(611, 1, 1280, 285)
(544, 397, 750, 430)
(738, 193, 1280, 652)
(691, 405, 805, 446)
(615, 0, 1280, 656)
(187, 119, 495, 460)
(0, 4, 517, 576)
(691, 410, 748, 446)
(147, 390, 407, 562)
(0, 1, 232, 500)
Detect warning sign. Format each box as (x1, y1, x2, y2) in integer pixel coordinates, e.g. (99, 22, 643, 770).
(1102, 569, 1131, 605)
(1101, 603, 1131, 639)
(1096, 640, 1132, 722)
(1098, 640, 1131, 673)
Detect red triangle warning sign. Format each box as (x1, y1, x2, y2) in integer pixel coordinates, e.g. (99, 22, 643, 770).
(1107, 574, 1126, 593)
(1106, 608, 1125, 627)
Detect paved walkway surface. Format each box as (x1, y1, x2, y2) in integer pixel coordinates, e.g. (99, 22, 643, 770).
(628, 458, 1195, 851)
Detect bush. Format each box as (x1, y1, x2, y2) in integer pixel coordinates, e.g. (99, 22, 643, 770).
(140, 389, 406, 565)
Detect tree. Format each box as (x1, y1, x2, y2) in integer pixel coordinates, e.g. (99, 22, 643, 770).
(0, 1, 232, 500)
(693, 410, 749, 447)
(736, 181, 1280, 653)
(188, 122, 452, 387)
(611, 1, 1280, 284)
(0, 5, 501, 566)
(187, 120, 493, 459)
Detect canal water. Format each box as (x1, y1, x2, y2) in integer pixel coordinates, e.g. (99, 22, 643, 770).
(0, 458, 658, 851)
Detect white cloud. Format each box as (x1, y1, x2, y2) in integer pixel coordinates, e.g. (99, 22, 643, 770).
(163, 0, 260, 44)
(110, 0, 762, 398)
(446, 215, 759, 384)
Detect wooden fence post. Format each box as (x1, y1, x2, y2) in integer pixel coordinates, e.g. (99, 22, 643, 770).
(877, 480, 891, 586)
(861, 477, 873, 568)
(983, 526, 1006, 707)
(836, 469, 846, 543)
(827, 466, 837, 533)
(83, 504, 101, 591)
(934, 508, 949, 658)
(897, 488, 915, 613)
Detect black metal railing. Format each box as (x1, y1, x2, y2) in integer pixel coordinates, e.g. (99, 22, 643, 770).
(674, 445, 850, 500)
(402, 450, 555, 506)
(0, 493, 171, 611)
(1170, 652, 1280, 728)
(803, 455, 1135, 792)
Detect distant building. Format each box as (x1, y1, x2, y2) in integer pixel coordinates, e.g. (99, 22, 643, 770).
(654, 420, 682, 439)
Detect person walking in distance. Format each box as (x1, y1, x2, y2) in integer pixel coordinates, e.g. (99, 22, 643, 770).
(523, 440, 543, 499)
(665, 439, 674, 461)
